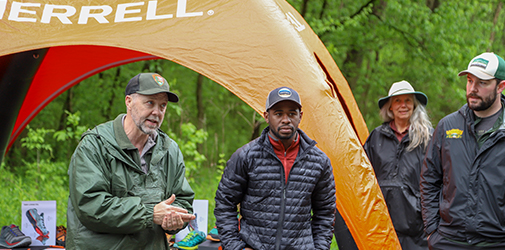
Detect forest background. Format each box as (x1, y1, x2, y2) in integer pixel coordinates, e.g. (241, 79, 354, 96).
(1, 0, 504, 249)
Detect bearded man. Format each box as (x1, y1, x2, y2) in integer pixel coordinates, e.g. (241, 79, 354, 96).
(214, 86, 336, 250)
(421, 52, 505, 249)
(67, 73, 195, 249)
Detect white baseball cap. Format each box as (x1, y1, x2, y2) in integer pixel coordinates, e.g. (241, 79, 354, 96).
(458, 52, 505, 80)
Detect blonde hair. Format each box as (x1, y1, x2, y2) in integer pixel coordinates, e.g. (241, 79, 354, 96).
(379, 97, 432, 151)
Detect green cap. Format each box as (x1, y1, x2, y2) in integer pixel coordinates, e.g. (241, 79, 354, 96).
(125, 73, 179, 102)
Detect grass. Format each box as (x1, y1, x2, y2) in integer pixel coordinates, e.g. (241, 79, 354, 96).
(0, 161, 69, 228)
(190, 166, 219, 232)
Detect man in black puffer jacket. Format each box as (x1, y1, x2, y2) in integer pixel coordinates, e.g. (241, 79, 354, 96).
(214, 87, 336, 250)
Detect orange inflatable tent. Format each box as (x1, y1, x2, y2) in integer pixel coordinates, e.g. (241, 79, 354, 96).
(0, 0, 399, 249)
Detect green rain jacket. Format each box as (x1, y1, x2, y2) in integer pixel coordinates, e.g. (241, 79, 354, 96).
(67, 114, 194, 250)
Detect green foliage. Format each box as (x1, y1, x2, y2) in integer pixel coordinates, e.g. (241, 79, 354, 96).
(190, 166, 220, 232)
(53, 111, 88, 143)
(1, 112, 86, 227)
(291, 0, 505, 130)
(0, 160, 68, 227)
(215, 153, 227, 182)
(168, 123, 208, 180)
(20, 126, 54, 152)
(20, 125, 54, 164)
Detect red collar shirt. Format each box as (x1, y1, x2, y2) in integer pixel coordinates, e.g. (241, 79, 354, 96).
(268, 133, 300, 183)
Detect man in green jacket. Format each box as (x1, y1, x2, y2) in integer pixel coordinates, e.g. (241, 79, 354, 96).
(67, 73, 195, 249)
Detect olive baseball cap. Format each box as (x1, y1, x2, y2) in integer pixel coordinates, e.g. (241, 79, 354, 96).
(458, 52, 505, 80)
(265, 86, 302, 111)
(125, 73, 179, 102)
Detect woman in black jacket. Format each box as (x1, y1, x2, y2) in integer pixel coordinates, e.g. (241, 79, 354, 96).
(364, 80, 432, 250)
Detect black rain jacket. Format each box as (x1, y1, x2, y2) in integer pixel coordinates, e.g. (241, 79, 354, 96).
(421, 97, 505, 245)
(214, 127, 336, 250)
(364, 123, 428, 238)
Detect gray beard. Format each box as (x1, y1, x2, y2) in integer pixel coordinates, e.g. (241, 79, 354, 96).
(135, 119, 157, 135)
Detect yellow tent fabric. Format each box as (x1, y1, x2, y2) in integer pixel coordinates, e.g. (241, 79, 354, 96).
(0, 0, 399, 248)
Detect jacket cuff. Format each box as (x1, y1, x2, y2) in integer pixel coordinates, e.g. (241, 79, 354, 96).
(145, 203, 155, 228)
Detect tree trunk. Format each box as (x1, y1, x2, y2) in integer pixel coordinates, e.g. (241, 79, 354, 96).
(341, 48, 364, 90)
(196, 74, 205, 129)
(488, 1, 502, 51)
(300, 0, 309, 17)
(196, 73, 205, 152)
(341, 0, 386, 90)
(319, 0, 328, 19)
(250, 120, 262, 141)
(57, 88, 73, 131)
(426, 0, 440, 12)
(371, 0, 387, 18)
(104, 67, 121, 119)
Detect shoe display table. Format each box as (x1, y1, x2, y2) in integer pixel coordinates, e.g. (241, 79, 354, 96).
(1, 247, 64, 250)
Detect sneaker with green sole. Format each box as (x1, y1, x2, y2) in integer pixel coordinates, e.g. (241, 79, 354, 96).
(173, 231, 206, 250)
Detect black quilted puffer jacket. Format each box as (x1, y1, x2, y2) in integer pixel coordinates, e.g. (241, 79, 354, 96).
(215, 127, 336, 250)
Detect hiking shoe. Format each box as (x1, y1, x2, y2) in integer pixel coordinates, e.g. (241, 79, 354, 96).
(26, 208, 49, 244)
(173, 231, 206, 250)
(26, 208, 49, 236)
(0, 224, 32, 248)
(206, 226, 220, 242)
(56, 225, 66, 246)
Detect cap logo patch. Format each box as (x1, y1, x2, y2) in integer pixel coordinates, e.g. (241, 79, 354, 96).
(152, 74, 166, 86)
(446, 129, 463, 139)
(470, 58, 489, 69)
(278, 88, 292, 98)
